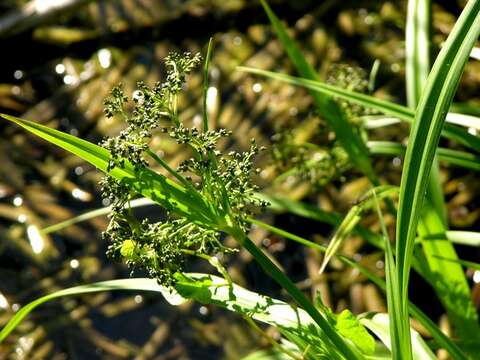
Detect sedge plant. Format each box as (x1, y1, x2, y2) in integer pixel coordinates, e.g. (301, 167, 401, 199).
(1, 1, 480, 359)
(240, 0, 480, 359)
(1, 44, 377, 359)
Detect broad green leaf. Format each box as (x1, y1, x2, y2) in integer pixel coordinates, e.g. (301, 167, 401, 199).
(335, 310, 375, 356)
(395, 3, 480, 359)
(359, 314, 436, 360)
(0, 272, 367, 359)
(418, 204, 480, 341)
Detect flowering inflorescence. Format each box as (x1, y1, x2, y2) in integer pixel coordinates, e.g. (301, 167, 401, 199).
(175, 132, 267, 231)
(271, 130, 349, 188)
(270, 64, 374, 189)
(99, 51, 266, 286)
(326, 64, 376, 124)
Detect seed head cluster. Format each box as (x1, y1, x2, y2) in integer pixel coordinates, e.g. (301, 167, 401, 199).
(99, 52, 266, 286)
(271, 64, 374, 189)
(326, 64, 376, 124)
(271, 130, 349, 189)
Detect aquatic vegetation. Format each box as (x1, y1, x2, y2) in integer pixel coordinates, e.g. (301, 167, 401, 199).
(99, 52, 267, 286)
(1, 1, 480, 359)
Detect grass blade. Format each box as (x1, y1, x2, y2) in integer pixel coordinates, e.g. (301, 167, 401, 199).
(0, 278, 184, 343)
(373, 190, 406, 359)
(470, 46, 480, 60)
(0, 272, 367, 359)
(319, 186, 397, 274)
(445, 112, 480, 130)
(406, 0, 431, 108)
(256, 192, 341, 226)
(203, 37, 214, 132)
(431, 256, 480, 271)
(0, 114, 220, 227)
(41, 198, 155, 234)
(256, 192, 384, 249)
(367, 141, 480, 171)
(363, 113, 480, 130)
(395, 2, 480, 358)
(443, 231, 480, 246)
(405, 0, 479, 347)
(250, 219, 468, 360)
(238, 67, 480, 154)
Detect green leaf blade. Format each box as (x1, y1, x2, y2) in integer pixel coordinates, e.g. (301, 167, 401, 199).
(396, 2, 480, 358)
(0, 114, 219, 227)
(406, 0, 431, 108)
(238, 67, 480, 154)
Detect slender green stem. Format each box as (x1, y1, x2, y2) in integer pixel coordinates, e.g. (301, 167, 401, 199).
(181, 248, 232, 285)
(146, 148, 191, 187)
(203, 37, 214, 132)
(368, 59, 381, 94)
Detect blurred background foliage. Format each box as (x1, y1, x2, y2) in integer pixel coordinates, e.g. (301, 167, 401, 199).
(0, 0, 479, 359)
